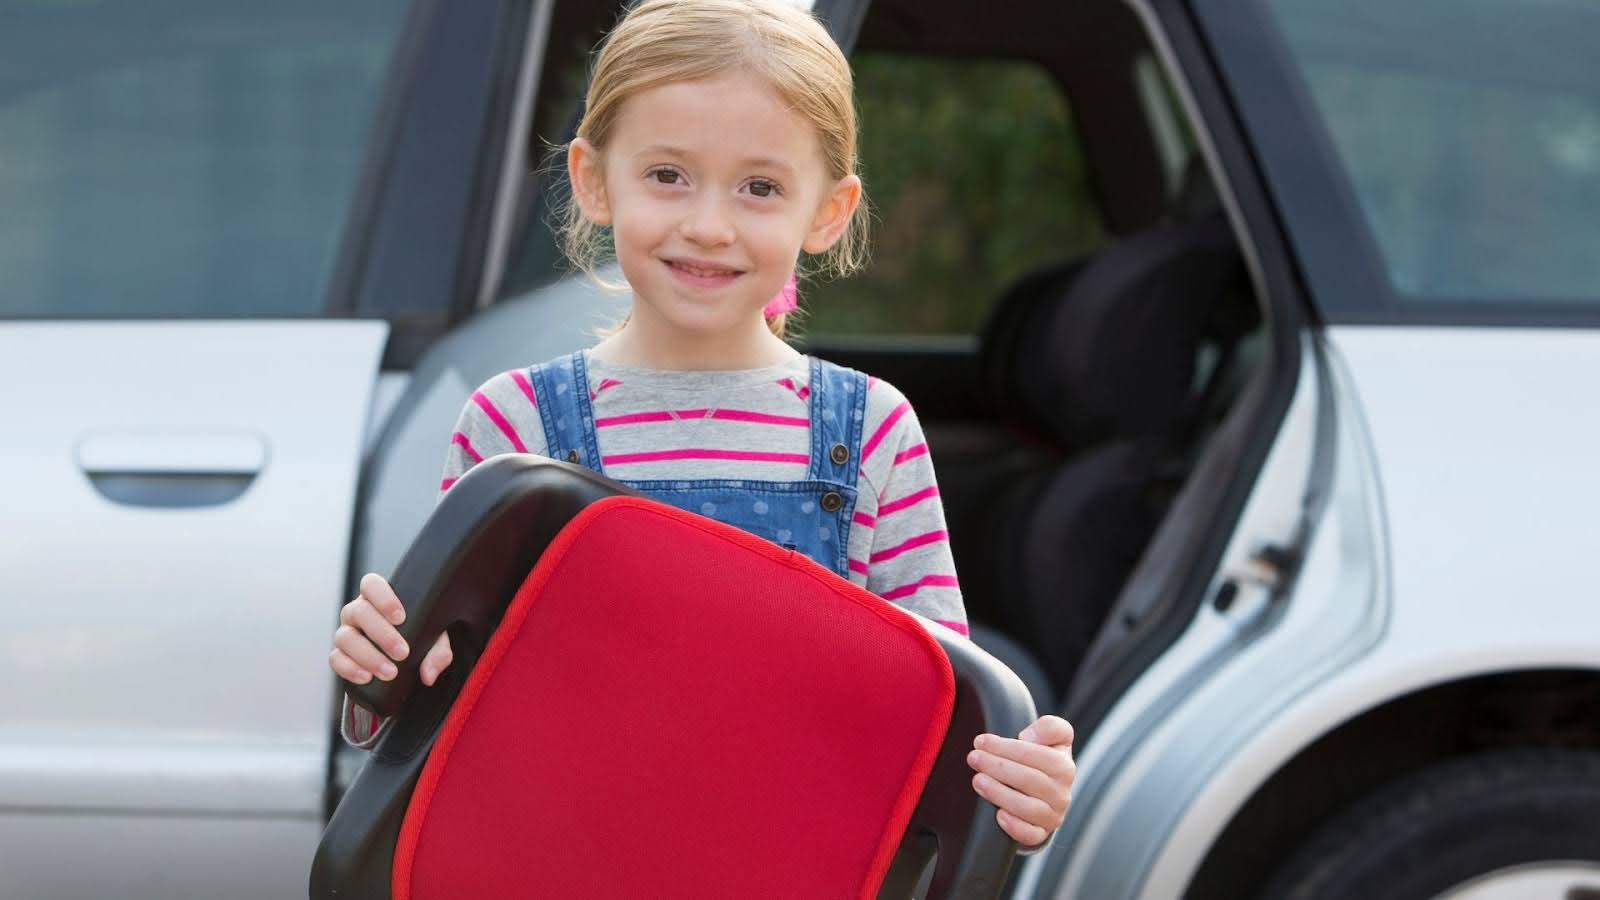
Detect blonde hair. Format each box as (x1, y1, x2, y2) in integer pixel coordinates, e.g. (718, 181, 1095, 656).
(559, 0, 870, 337)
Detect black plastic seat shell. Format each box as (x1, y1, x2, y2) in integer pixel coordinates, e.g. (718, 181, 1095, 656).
(312, 455, 1037, 899)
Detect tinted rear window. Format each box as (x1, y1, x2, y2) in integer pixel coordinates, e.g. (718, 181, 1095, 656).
(0, 1, 407, 319)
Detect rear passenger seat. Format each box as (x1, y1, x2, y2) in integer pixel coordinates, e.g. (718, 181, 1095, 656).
(954, 197, 1250, 698)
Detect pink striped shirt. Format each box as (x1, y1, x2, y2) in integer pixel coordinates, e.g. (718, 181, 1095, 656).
(442, 351, 966, 631)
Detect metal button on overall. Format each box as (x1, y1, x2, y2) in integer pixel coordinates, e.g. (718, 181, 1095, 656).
(567, 449, 579, 464)
(820, 491, 844, 512)
(829, 443, 849, 465)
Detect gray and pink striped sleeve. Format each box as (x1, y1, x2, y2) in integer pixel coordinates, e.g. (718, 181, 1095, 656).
(438, 369, 549, 493)
(849, 378, 968, 635)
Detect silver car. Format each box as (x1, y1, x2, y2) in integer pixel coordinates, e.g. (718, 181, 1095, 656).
(3, 0, 1596, 898)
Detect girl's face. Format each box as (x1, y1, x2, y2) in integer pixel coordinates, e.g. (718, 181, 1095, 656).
(569, 75, 860, 345)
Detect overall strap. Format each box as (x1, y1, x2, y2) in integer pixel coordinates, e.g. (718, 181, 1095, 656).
(527, 352, 603, 471)
(805, 357, 869, 488)
(568, 350, 605, 473)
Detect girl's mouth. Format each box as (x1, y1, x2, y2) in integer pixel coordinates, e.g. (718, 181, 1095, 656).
(663, 257, 744, 288)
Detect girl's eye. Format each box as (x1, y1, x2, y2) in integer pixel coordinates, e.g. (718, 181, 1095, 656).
(650, 168, 681, 185)
(747, 179, 780, 198)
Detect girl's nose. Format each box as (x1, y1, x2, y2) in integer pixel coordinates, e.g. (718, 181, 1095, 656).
(679, 193, 736, 247)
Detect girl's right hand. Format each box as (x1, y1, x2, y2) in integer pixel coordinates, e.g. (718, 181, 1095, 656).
(328, 572, 454, 686)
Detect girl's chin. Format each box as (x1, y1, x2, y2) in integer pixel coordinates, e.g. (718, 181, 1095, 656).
(639, 295, 767, 334)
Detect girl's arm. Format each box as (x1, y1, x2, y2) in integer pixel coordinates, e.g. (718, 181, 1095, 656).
(854, 379, 1071, 854)
(339, 371, 549, 749)
(852, 380, 966, 634)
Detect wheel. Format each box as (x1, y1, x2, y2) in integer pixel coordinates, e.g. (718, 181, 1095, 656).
(1260, 750, 1600, 900)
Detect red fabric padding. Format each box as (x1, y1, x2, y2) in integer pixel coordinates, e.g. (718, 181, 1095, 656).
(393, 496, 956, 899)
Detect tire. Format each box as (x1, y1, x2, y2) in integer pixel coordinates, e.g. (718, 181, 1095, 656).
(1260, 750, 1600, 900)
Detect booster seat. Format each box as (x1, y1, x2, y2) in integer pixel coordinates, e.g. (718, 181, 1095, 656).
(311, 454, 1037, 899)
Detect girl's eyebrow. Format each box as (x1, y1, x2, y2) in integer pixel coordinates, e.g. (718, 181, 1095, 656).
(633, 144, 795, 176)
(634, 144, 689, 161)
(743, 156, 797, 177)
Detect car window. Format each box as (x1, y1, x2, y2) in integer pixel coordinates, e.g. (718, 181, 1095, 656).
(495, 0, 621, 303)
(0, 1, 408, 319)
(807, 53, 1105, 336)
(1199, 0, 1600, 322)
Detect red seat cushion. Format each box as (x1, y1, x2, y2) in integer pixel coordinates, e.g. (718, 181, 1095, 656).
(394, 496, 956, 899)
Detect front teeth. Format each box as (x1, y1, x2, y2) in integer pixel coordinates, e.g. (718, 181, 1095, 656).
(673, 261, 735, 277)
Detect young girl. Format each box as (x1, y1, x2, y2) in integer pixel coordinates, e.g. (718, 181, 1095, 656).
(329, 0, 1074, 851)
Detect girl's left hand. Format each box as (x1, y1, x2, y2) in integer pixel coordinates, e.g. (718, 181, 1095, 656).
(967, 714, 1076, 848)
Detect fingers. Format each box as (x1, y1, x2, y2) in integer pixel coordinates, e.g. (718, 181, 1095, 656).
(996, 809, 1051, 848)
(971, 766, 1059, 844)
(330, 574, 452, 690)
(419, 633, 454, 686)
(340, 597, 409, 662)
(973, 734, 1077, 782)
(1020, 714, 1075, 749)
(328, 647, 374, 685)
(968, 718, 1078, 848)
(330, 573, 410, 685)
(332, 625, 398, 681)
(359, 573, 406, 626)
(968, 744, 1073, 813)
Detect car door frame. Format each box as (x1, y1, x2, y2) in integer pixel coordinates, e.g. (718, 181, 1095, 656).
(316, 0, 557, 812)
(324, 0, 555, 370)
(1057, 0, 1315, 750)
(1014, 0, 1328, 891)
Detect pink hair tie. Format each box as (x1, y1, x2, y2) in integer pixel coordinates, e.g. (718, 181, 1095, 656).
(763, 273, 799, 318)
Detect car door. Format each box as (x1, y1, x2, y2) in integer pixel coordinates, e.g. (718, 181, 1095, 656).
(0, 3, 406, 897)
(1021, 0, 1600, 896)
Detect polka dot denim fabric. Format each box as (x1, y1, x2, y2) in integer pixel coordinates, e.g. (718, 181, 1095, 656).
(527, 352, 869, 579)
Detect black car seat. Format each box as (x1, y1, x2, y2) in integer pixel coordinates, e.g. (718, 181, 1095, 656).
(968, 202, 1249, 693)
(933, 261, 1079, 638)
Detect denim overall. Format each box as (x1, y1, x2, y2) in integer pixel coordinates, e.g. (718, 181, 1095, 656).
(527, 351, 869, 579)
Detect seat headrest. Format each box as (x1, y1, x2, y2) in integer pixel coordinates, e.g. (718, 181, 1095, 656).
(978, 258, 1085, 422)
(986, 213, 1243, 448)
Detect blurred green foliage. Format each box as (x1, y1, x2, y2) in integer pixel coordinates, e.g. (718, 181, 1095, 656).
(804, 53, 1105, 336)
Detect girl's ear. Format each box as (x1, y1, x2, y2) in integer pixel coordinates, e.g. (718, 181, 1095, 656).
(802, 173, 862, 254)
(568, 138, 612, 226)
